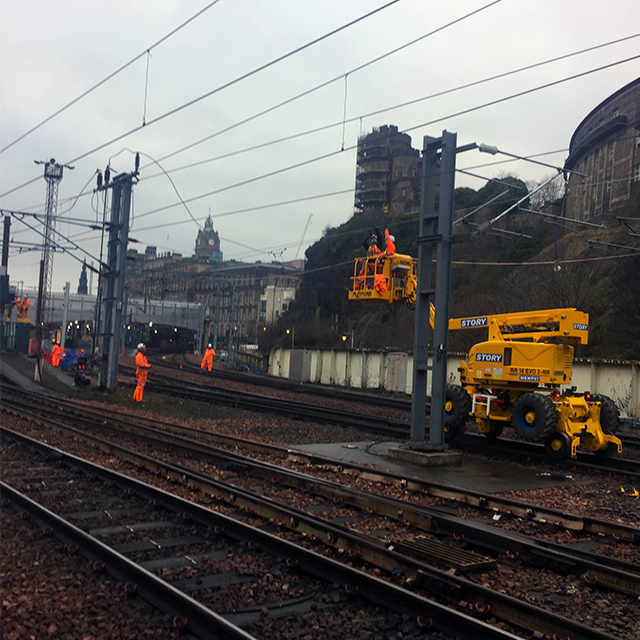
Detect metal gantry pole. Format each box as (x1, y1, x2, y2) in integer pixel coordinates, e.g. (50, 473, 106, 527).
(98, 179, 122, 389)
(430, 130, 457, 449)
(98, 173, 134, 391)
(410, 131, 457, 448)
(40, 161, 63, 327)
(410, 135, 438, 444)
(106, 177, 132, 389)
(60, 282, 70, 349)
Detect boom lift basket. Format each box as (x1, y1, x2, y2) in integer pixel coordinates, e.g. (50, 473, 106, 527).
(349, 253, 417, 306)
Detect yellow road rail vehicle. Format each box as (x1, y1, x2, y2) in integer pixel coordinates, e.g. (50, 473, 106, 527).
(348, 247, 621, 459)
(446, 308, 622, 459)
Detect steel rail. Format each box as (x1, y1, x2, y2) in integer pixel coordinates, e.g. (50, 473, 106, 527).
(4, 390, 639, 543)
(0, 481, 256, 640)
(155, 354, 411, 410)
(120, 371, 410, 437)
(0, 427, 527, 640)
(117, 367, 640, 474)
(1, 411, 634, 640)
(456, 433, 640, 479)
(17, 396, 640, 596)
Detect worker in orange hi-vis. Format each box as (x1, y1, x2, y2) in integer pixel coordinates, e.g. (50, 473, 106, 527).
(384, 227, 396, 257)
(51, 340, 63, 367)
(201, 343, 216, 372)
(133, 343, 151, 402)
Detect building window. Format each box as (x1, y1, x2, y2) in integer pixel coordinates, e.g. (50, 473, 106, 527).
(609, 143, 614, 160)
(401, 188, 407, 199)
(636, 126, 640, 148)
(402, 166, 408, 177)
(634, 164, 640, 182)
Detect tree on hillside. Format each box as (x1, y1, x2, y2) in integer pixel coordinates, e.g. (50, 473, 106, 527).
(526, 173, 566, 209)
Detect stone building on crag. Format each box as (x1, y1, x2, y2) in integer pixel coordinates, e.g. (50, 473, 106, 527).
(564, 77, 640, 221)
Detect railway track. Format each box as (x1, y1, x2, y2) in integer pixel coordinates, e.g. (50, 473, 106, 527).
(2, 392, 640, 639)
(158, 353, 412, 411)
(120, 364, 410, 439)
(116, 365, 640, 478)
(3, 432, 494, 640)
(4, 388, 639, 543)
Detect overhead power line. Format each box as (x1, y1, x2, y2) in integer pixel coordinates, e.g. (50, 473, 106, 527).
(0, 0, 224, 155)
(140, 33, 640, 181)
(4, 27, 637, 203)
(57, 53, 640, 250)
(403, 54, 640, 134)
(56, 1, 403, 167)
(128, 53, 640, 223)
(144, 0, 505, 169)
(0, 0, 403, 200)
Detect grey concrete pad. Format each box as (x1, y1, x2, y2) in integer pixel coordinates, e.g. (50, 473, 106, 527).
(1, 351, 75, 392)
(293, 440, 594, 494)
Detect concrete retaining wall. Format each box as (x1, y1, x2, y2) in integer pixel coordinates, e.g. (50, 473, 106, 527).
(269, 347, 640, 419)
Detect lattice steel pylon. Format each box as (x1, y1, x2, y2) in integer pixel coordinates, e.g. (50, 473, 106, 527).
(34, 158, 72, 327)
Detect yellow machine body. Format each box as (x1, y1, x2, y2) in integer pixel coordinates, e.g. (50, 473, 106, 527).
(452, 309, 622, 458)
(464, 340, 575, 388)
(349, 253, 417, 306)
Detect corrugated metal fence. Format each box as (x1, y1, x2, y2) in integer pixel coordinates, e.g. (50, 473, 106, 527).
(271, 348, 640, 419)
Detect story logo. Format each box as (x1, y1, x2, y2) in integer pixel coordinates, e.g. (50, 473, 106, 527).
(476, 353, 502, 363)
(460, 317, 487, 328)
(573, 323, 588, 331)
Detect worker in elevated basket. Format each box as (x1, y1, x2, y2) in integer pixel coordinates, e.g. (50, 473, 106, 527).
(384, 227, 396, 257)
(133, 343, 150, 402)
(201, 343, 216, 372)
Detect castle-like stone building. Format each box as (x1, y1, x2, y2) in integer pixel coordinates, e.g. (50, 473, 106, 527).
(564, 77, 640, 220)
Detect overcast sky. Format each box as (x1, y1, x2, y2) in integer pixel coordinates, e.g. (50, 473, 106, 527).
(1, 0, 639, 294)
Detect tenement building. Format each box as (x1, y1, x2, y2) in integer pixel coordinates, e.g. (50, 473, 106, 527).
(355, 125, 421, 220)
(564, 77, 640, 221)
(126, 216, 301, 344)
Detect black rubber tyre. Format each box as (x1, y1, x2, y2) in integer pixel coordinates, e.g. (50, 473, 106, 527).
(444, 385, 472, 442)
(592, 394, 621, 434)
(544, 431, 572, 460)
(484, 421, 504, 439)
(511, 393, 558, 442)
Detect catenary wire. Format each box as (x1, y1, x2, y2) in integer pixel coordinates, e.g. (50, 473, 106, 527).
(148, 31, 640, 178)
(6, 29, 636, 212)
(12, 60, 639, 258)
(124, 53, 640, 223)
(144, 0, 505, 169)
(0, 0, 403, 199)
(0, 0, 224, 155)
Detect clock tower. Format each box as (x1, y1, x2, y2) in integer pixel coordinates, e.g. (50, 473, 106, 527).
(194, 215, 222, 262)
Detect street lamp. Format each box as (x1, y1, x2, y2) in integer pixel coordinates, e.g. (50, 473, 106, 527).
(286, 327, 295, 348)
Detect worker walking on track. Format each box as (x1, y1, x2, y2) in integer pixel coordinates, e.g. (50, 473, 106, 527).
(201, 343, 216, 372)
(133, 343, 150, 402)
